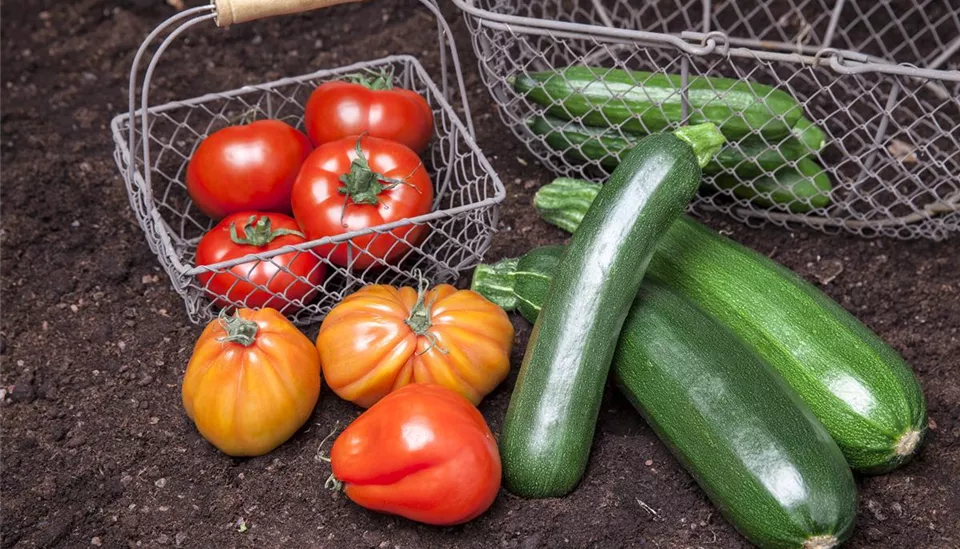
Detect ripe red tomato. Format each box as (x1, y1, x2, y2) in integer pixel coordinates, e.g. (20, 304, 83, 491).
(186, 120, 312, 219)
(330, 384, 501, 525)
(195, 212, 325, 310)
(291, 136, 433, 270)
(304, 78, 434, 154)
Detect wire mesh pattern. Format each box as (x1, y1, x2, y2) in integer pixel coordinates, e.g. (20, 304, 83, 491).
(455, 0, 960, 239)
(114, 43, 504, 325)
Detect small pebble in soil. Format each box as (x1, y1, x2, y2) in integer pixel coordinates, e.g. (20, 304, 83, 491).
(11, 371, 37, 404)
(138, 374, 154, 386)
(155, 478, 167, 488)
(175, 532, 187, 546)
(91, 536, 102, 546)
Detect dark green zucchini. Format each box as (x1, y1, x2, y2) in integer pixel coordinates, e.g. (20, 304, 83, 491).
(513, 67, 804, 140)
(533, 178, 928, 473)
(472, 248, 858, 549)
(499, 124, 725, 498)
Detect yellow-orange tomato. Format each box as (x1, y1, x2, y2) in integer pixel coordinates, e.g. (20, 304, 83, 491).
(182, 308, 321, 456)
(317, 283, 514, 408)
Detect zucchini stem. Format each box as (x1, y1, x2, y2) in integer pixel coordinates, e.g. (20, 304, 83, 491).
(471, 258, 520, 312)
(672, 123, 727, 169)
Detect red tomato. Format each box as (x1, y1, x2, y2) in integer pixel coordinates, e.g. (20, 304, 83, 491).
(304, 78, 434, 153)
(330, 384, 501, 525)
(291, 136, 433, 270)
(186, 120, 312, 219)
(195, 212, 325, 310)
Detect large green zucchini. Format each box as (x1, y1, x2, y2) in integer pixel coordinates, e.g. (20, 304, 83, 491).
(513, 67, 805, 141)
(533, 178, 927, 473)
(499, 125, 725, 498)
(472, 247, 858, 549)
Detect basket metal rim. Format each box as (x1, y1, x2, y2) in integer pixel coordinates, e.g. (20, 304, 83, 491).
(451, 0, 960, 82)
(111, 54, 507, 277)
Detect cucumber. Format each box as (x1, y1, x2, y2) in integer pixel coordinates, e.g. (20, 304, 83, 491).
(710, 158, 833, 213)
(514, 67, 804, 140)
(500, 124, 725, 498)
(528, 118, 832, 213)
(534, 178, 927, 473)
(792, 117, 827, 152)
(472, 248, 858, 549)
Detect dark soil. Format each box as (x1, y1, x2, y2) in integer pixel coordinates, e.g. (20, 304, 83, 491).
(1, 1, 958, 548)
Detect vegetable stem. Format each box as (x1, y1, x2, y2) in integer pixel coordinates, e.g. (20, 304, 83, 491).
(470, 258, 520, 311)
(216, 310, 259, 347)
(671, 123, 726, 169)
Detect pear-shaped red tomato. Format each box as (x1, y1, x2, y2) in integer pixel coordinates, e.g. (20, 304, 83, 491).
(330, 384, 501, 525)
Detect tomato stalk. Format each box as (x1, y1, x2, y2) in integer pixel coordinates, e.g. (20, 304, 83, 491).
(229, 215, 305, 247)
(403, 272, 448, 356)
(337, 137, 423, 226)
(216, 310, 259, 347)
(345, 68, 395, 91)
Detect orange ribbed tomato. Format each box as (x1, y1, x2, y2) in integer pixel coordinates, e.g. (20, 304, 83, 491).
(316, 283, 514, 408)
(182, 308, 321, 456)
(330, 383, 501, 525)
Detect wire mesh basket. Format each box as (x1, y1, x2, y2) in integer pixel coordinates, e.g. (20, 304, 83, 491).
(454, 0, 960, 239)
(111, 0, 505, 325)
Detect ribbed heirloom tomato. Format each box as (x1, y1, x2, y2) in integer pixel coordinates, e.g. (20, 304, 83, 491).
(316, 282, 514, 407)
(330, 384, 501, 525)
(194, 212, 324, 310)
(182, 308, 321, 457)
(291, 136, 433, 269)
(186, 119, 312, 219)
(304, 76, 434, 153)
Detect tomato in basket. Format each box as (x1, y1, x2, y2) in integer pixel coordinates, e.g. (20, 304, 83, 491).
(195, 212, 324, 310)
(303, 75, 434, 154)
(186, 120, 312, 219)
(291, 135, 433, 270)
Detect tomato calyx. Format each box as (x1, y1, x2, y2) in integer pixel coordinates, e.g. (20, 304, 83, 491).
(403, 274, 448, 356)
(337, 138, 423, 226)
(345, 69, 394, 91)
(216, 310, 259, 347)
(229, 215, 305, 247)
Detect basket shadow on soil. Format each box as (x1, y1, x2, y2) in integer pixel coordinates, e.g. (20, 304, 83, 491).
(1, 1, 958, 548)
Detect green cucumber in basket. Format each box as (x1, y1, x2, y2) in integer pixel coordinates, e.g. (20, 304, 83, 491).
(513, 67, 808, 142)
(710, 159, 832, 213)
(528, 114, 818, 175)
(472, 247, 858, 549)
(534, 177, 928, 473)
(499, 124, 725, 498)
(528, 116, 832, 213)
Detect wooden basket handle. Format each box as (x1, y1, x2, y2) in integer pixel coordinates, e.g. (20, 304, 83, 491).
(212, 0, 364, 27)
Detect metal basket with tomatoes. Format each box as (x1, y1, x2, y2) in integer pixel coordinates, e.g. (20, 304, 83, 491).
(111, 0, 505, 325)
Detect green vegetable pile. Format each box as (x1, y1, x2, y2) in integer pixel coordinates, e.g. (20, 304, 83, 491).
(516, 67, 834, 214)
(471, 118, 926, 548)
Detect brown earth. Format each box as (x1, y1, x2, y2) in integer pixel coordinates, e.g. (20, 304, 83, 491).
(1, 1, 958, 548)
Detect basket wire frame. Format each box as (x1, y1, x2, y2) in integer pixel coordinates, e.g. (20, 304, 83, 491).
(455, 0, 960, 239)
(112, 1, 505, 325)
